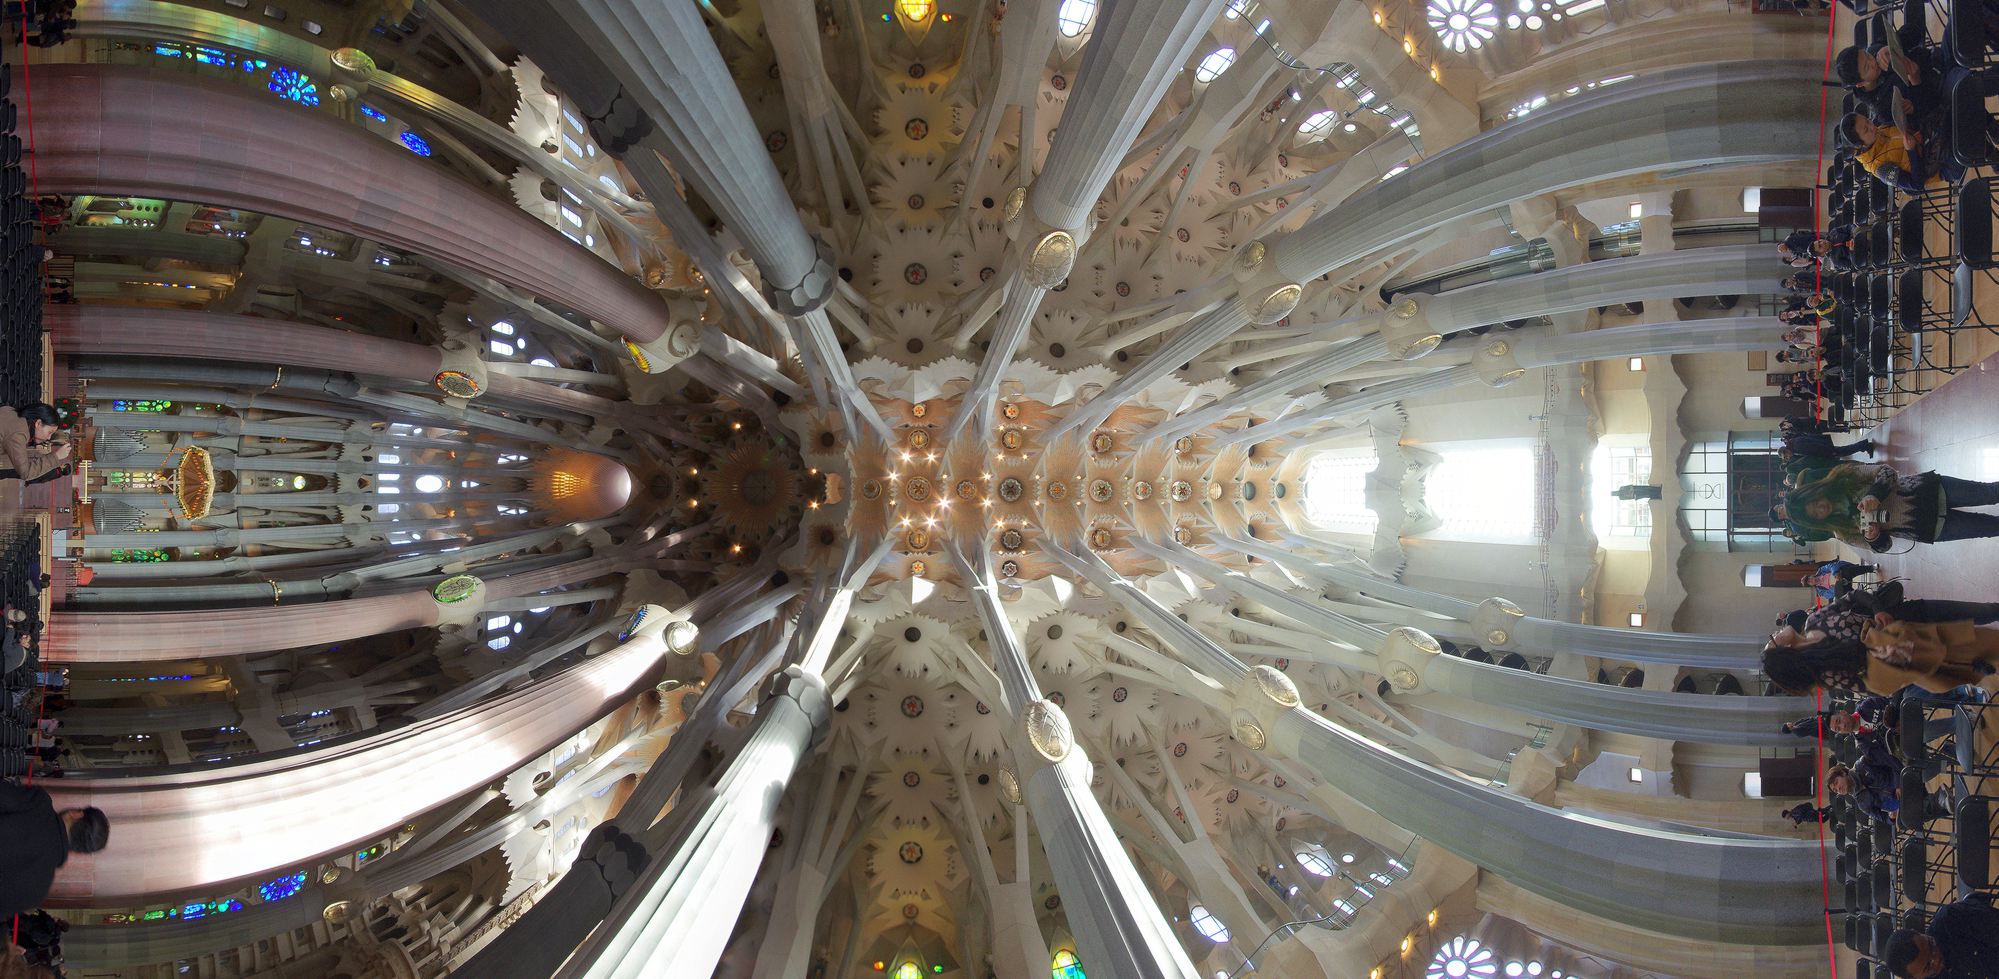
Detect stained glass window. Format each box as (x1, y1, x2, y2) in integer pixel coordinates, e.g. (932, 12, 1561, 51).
(359, 104, 388, 123)
(267, 67, 320, 106)
(894, 965, 921, 979)
(1052, 949, 1086, 979)
(258, 872, 308, 902)
(111, 399, 173, 412)
(398, 132, 434, 157)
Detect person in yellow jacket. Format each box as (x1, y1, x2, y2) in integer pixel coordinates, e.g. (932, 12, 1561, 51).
(1840, 113, 1961, 192)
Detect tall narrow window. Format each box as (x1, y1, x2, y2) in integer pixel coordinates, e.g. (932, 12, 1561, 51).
(1302, 450, 1381, 534)
(1421, 442, 1539, 543)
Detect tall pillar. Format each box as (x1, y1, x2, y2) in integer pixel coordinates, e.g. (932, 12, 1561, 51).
(34, 66, 672, 341)
(952, 547, 1204, 979)
(1055, 61, 1819, 435)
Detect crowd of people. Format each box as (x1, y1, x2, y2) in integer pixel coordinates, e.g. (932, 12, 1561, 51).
(0, 2, 75, 48)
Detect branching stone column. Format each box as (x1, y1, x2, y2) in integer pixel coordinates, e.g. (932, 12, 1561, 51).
(1055, 61, 1819, 435)
(1219, 534, 1767, 670)
(946, 0, 1229, 438)
(1145, 537, 1809, 745)
(951, 547, 1203, 979)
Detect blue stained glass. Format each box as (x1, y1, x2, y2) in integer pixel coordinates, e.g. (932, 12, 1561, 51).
(267, 67, 321, 107)
(359, 104, 388, 123)
(153, 44, 184, 58)
(398, 131, 433, 157)
(258, 872, 308, 902)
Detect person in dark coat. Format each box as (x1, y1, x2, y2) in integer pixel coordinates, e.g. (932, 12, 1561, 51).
(0, 783, 107, 921)
(1884, 893, 1999, 977)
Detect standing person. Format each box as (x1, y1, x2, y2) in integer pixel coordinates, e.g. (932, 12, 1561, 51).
(1861, 617, 1999, 694)
(0, 783, 107, 921)
(1786, 462, 1999, 551)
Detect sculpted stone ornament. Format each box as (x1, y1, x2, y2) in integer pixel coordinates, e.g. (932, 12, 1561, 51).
(434, 334, 489, 399)
(1230, 237, 1304, 324)
(1245, 664, 1301, 707)
(1023, 230, 1077, 289)
(430, 574, 486, 628)
(762, 236, 837, 316)
(329, 47, 377, 76)
(1382, 295, 1446, 361)
(1473, 337, 1527, 387)
(998, 766, 1023, 805)
(1375, 626, 1443, 693)
(1022, 699, 1074, 762)
(1472, 597, 1526, 648)
(1230, 710, 1267, 750)
(1001, 187, 1027, 226)
(1246, 283, 1304, 325)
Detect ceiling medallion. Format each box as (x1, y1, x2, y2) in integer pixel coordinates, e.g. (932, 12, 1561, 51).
(1174, 436, 1194, 455)
(1226, 788, 1240, 803)
(956, 479, 977, 500)
(1111, 686, 1128, 703)
(1045, 480, 1068, 501)
(861, 479, 884, 501)
(1002, 402, 1022, 419)
(1089, 431, 1115, 454)
(1235, 239, 1267, 272)
(1132, 480, 1154, 501)
(901, 695, 924, 718)
(1173, 526, 1192, 544)
(909, 429, 931, 449)
(1115, 281, 1131, 298)
(904, 263, 928, 285)
(1172, 741, 1188, 757)
(999, 528, 1026, 551)
(999, 428, 1025, 451)
(1208, 482, 1225, 501)
(1088, 479, 1115, 503)
(1023, 700, 1074, 761)
(1088, 527, 1113, 549)
(765, 130, 788, 152)
(997, 477, 1024, 502)
(910, 402, 928, 418)
(906, 193, 925, 209)
(905, 477, 931, 502)
(903, 903, 920, 919)
(909, 560, 927, 577)
(1170, 480, 1194, 502)
(998, 767, 1021, 803)
(999, 559, 1021, 578)
(899, 841, 924, 864)
(975, 700, 991, 715)
(906, 529, 930, 551)
(905, 118, 930, 140)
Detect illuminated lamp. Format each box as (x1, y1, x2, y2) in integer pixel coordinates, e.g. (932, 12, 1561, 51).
(433, 370, 481, 398)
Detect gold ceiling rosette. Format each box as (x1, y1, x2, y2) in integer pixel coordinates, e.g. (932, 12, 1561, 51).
(163, 446, 215, 520)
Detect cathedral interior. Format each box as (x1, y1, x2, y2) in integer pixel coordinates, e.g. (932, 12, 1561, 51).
(3, 0, 1998, 976)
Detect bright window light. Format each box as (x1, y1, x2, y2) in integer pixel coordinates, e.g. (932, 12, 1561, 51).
(491, 321, 515, 335)
(414, 474, 447, 493)
(559, 206, 583, 228)
(1627, 612, 1644, 627)
(1428, 936, 1499, 979)
(1742, 186, 1762, 213)
(488, 636, 511, 650)
(490, 339, 515, 356)
(1627, 356, 1644, 371)
(1302, 450, 1381, 534)
(1299, 109, 1340, 137)
(1422, 443, 1538, 543)
(1426, 0, 1497, 52)
(1628, 767, 1645, 782)
(1296, 850, 1335, 877)
(1056, 0, 1094, 36)
(1190, 905, 1230, 943)
(1195, 47, 1237, 83)
(1627, 201, 1643, 219)
(487, 615, 512, 631)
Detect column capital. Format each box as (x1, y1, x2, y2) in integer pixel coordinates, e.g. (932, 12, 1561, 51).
(434, 333, 491, 399)
(1376, 626, 1442, 693)
(1229, 238, 1306, 325)
(1003, 187, 1080, 290)
(761, 235, 837, 316)
(763, 664, 831, 746)
(1471, 335, 1528, 387)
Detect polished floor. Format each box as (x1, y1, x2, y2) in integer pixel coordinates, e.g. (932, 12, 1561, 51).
(1867, 346, 1999, 599)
